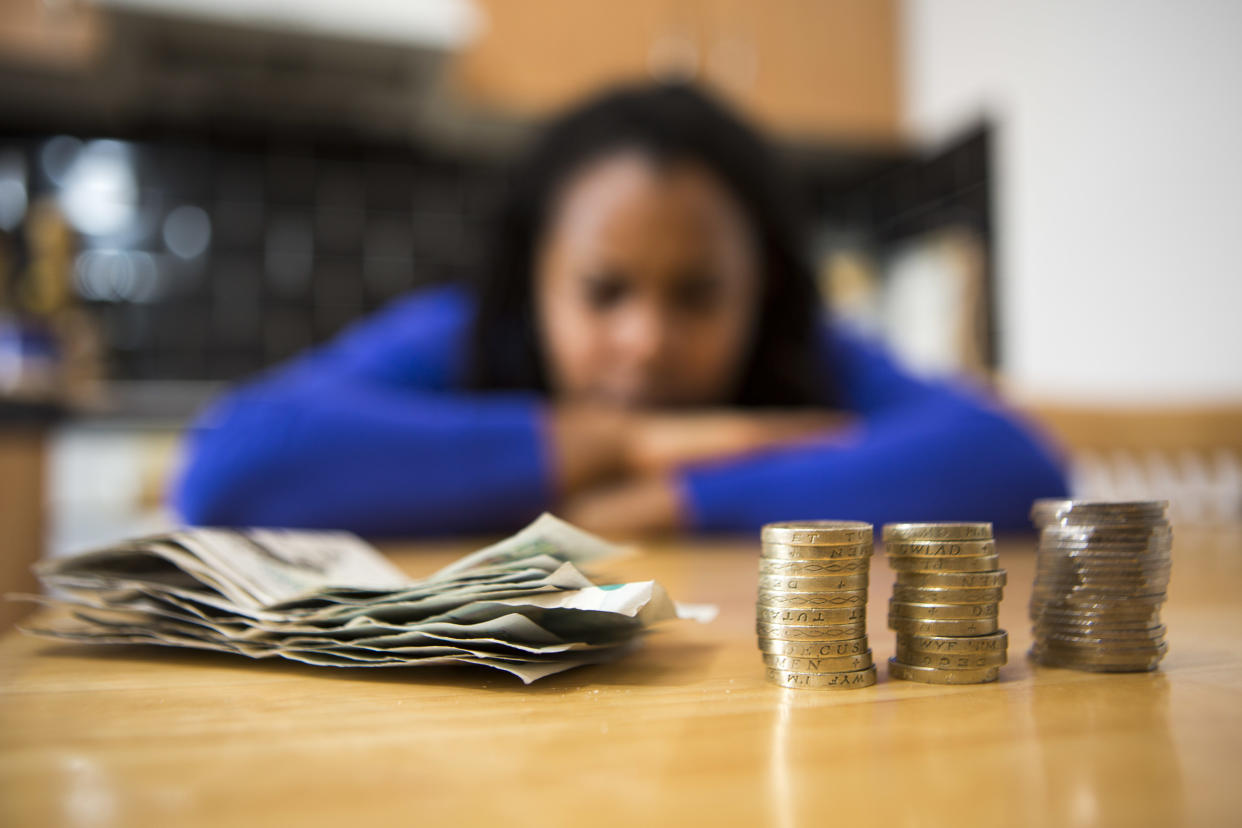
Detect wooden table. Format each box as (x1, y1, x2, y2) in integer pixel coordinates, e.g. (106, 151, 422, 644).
(3, 528, 1241, 827)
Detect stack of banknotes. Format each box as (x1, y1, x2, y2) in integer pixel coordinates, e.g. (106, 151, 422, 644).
(19, 514, 700, 683)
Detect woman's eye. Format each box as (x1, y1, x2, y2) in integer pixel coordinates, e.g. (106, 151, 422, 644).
(673, 275, 722, 312)
(584, 275, 628, 310)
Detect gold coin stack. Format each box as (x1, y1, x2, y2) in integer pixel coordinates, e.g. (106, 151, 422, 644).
(883, 522, 1008, 684)
(757, 521, 876, 690)
(1028, 499, 1172, 672)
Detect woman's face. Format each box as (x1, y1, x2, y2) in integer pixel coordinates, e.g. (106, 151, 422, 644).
(535, 150, 761, 408)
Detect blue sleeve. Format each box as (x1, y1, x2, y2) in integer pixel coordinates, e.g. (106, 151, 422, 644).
(172, 288, 554, 536)
(680, 329, 1069, 533)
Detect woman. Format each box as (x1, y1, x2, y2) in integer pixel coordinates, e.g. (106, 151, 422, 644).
(174, 83, 1066, 536)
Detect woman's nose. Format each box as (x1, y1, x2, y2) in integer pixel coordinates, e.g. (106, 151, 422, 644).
(613, 304, 673, 365)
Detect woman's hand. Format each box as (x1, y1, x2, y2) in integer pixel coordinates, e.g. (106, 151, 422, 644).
(559, 475, 685, 538)
(548, 405, 851, 496)
(625, 409, 854, 476)
(548, 405, 854, 536)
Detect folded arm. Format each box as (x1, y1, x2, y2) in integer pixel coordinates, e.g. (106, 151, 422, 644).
(173, 288, 557, 535)
(677, 334, 1068, 533)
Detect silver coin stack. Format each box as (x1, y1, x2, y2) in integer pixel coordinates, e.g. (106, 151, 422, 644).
(757, 521, 877, 690)
(883, 522, 1008, 684)
(1029, 499, 1172, 672)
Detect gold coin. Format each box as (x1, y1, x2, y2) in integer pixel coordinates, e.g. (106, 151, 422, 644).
(765, 665, 878, 690)
(886, 555, 1001, 573)
(761, 521, 873, 546)
(895, 630, 1009, 655)
(757, 637, 870, 657)
(758, 573, 869, 592)
(884, 539, 997, 558)
(887, 617, 999, 636)
(762, 542, 873, 561)
(882, 522, 993, 542)
(757, 606, 866, 624)
(762, 651, 874, 672)
(887, 657, 1000, 684)
(757, 588, 868, 609)
(891, 586, 1004, 604)
(756, 621, 868, 641)
(895, 570, 1007, 589)
(758, 558, 871, 576)
(889, 600, 999, 620)
(893, 647, 1007, 671)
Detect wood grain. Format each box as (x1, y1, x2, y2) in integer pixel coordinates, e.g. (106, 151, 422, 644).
(452, 0, 901, 144)
(0, 429, 44, 630)
(3, 528, 1240, 827)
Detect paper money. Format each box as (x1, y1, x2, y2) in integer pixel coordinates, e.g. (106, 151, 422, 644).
(15, 514, 705, 683)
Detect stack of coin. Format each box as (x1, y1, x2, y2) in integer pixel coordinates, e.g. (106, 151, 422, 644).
(883, 522, 1008, 684)
(1028, 499, 1172, 672)
(757, 521, 876, 690)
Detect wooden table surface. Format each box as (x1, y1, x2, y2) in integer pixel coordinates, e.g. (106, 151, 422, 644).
(3, 527, 1241, 827)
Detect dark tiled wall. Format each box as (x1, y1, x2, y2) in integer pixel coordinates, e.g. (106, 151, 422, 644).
(1, 132, 505, 380)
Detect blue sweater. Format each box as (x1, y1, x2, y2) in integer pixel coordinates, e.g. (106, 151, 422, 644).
(173, 287, 1067, 535)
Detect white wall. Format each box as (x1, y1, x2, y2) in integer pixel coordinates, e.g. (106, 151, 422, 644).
(901, 0, 1242, 402)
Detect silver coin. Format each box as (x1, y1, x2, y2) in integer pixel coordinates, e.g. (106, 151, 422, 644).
(1039, 625, 1167, 644)
(1030, 651, 1163, 672)
(1035, 647, 1168, 664)
(1031, 500, 1169, 527)
(1041, 525, 1172, 545)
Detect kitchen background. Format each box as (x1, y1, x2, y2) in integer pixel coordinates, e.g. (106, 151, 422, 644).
(2, 1, 1240, 609)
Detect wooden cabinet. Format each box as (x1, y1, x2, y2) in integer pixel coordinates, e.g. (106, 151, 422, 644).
(451, 0, 901, 144)
(0, 0, 102, 70)
(0, 427, 44, 629)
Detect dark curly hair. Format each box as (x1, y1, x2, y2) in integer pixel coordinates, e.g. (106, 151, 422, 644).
(467, 81, 833, 407)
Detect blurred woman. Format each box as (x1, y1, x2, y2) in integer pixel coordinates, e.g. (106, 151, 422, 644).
(174, 83, 1066, 536)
